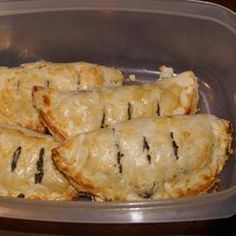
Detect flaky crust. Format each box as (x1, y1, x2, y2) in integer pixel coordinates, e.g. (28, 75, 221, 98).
(0, 60, 124, 132)
(0, 125, 77, 200)
(52, 114, 232, 201)
(33, 71, 199, 142)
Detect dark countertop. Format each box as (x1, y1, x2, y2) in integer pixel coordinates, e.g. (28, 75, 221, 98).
(0, 1, 235, 235)
(202, 0, 236, 11)
(0, 216, 235, 235)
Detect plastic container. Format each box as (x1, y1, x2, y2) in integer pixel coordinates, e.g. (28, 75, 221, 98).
(0, 0, 235, 223)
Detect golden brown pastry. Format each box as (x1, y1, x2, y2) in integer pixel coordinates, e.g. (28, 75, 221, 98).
(52, 114, 232, 201)
(0, 125, 77, 200)
(0, 60, 124, 132)
(33, 70, 199, 141)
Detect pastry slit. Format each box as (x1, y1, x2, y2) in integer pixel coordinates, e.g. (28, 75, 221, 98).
(112, 128, 123, 174)
(127, 102, 132, 120)
(143, 137, 151, 164)
(100, 111, 106, 128)
(11, 146, 22, 172)
(170, 132, 179, 160)
(156, 101, 160, 116)
(35, 148, 45, 184)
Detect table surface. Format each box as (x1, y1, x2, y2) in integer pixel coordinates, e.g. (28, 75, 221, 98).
(0, 0, 235, 235)
(202, 0, 236, 10)
(0, 216, 235, 235)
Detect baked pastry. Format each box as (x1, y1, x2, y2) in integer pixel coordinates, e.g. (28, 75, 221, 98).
(52, 114, 232, 201)
(0, 60, 124, 132)
(0, 125, 77, 200)
(33, 70, 199, 141)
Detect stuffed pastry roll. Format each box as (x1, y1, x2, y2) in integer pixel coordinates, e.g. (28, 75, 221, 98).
(0, 125, 77, 200)
(52, 114, 232, 201)
(33, 70, 198, 141)
(0, 60, 124, 132)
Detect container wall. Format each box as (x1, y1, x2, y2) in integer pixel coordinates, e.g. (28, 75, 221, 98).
(0, 0, 235, 222)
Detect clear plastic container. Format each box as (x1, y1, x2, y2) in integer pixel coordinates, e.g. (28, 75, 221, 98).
(0, 0, 235, 223)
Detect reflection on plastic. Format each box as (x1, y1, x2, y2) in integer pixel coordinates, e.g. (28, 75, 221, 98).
(202, 81, 211, 90)
(129, 210, 144, 222)
(0, 24, 11, 51)
(199, 91, 211, 113)
(0, 206, 10, 216)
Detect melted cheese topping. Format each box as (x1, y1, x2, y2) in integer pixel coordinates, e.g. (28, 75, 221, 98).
(52, 114, 232, 201)
(33, 71, 199, 141)
(0, 61, 124, 132)
(0, 125, 76, 200)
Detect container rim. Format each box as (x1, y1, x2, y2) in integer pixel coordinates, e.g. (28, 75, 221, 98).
(1, 185, 235, 209)
(0, 186, 235, 223)
(0, 0, 235, 223)
(0, 0, 234, 33)
(188, 0, 235, 15)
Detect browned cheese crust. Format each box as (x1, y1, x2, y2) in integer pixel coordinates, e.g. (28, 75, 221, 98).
(33, 70, 199, 142)
(0, 61, 124, 132)
(52, 114, 232, 201)
(0, 125, 77, 200)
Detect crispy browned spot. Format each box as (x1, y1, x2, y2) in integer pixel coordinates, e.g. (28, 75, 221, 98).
(202, 175, 210, 181)
(33, 86, 44, 92)
(52, 149, 98, 195)
(22, 123, 45, 133)
(183, 131, 190, 138)
(72, 174, 97, 193)
(42, 95, 50, 106)
(175, 175, 217, 198)
(38, 110, 67, 142)
(188, 179, 216, 196)
(185, 107, 191, 115)
(207, 180, 220, 192)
